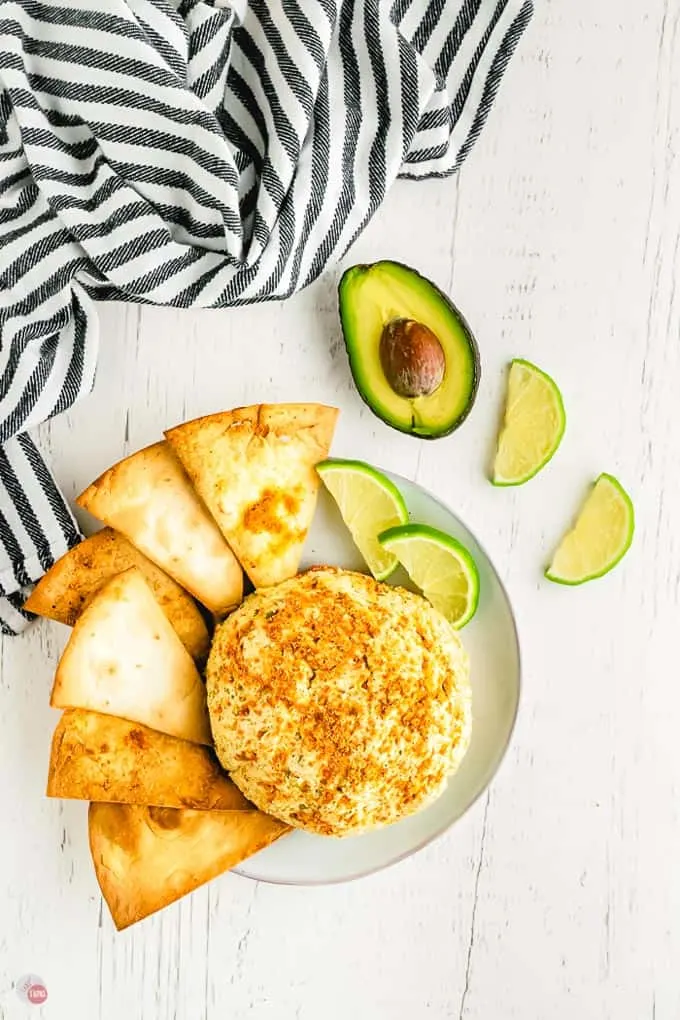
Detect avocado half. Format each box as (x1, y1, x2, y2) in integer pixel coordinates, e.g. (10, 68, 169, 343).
(339, 261, 480, 439)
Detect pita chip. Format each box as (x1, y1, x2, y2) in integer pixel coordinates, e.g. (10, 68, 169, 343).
(77, 442, 243, 616)
(165, 403, 338, 587)
(50, 568, 211, 745)
(89, 802, 288, 929)
(47, 710, 249, 810)
(24, 528, 210, 663)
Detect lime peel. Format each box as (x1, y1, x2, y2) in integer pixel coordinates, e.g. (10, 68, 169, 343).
(493, 358, 566, 486)
(379, 522, 479, 629)
(317, 459, 408, 581)
(546, 473, 634, 585)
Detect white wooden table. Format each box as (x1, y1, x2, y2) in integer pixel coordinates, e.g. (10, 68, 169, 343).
(2, 3, 679, 1017)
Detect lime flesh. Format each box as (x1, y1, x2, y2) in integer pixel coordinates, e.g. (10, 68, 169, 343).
(493, 359, 566, 485)
(379, 523, 479, 628)
(546, 474, 634, 585)
(317, 459, 408, 580)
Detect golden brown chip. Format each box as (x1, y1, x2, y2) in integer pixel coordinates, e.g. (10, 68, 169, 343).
(50, 568, 211, 745)
(77, 442, 243, 616)
(24, 528, 210, 663)
(47, 710, 249, 810)
(89, 802, 288, 929)
(165, 403, 338, 588)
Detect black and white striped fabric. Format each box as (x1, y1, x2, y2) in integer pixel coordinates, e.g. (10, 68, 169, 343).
(0, 0, 532, 634)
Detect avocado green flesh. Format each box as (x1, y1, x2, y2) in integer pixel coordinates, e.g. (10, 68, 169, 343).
(339, 262, 478, 438)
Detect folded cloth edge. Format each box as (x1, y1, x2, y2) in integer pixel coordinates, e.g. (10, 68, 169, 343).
(0, 433, 82, 634)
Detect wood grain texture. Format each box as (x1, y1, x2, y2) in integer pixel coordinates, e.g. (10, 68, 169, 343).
(2, 2, 680, 1016)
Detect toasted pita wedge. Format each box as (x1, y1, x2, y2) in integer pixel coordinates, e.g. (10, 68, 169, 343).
(165, 404, 338, 588)
(24, 528, 210, 663)
(47, 710, 249, 810)
(89, 802, 288, 929)
(50, 568, 211, 745)
(77, 442, 242, 616)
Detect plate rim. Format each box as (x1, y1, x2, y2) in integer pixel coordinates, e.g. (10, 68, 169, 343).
(233, 469, 523, 886)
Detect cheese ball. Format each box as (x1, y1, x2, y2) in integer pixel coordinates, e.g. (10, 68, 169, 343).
(207, 567, 471, 836)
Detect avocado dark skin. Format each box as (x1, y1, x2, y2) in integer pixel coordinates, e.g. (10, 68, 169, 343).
(338, 261, 480, 439)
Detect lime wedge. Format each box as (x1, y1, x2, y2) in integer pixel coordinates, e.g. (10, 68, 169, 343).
(317, 459, 408, 580)
(493, 358, 566, 485)
(546, 474, 634, 585)
(378, 523, 479, 628)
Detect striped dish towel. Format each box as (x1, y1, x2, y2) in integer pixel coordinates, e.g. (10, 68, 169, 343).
(0, 0, 532, 634)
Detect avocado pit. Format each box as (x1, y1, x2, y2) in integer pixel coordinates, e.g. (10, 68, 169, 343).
(379, 318, 446, 398)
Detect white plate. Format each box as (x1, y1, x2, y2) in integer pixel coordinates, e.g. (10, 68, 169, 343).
(235, 472, 521, 885)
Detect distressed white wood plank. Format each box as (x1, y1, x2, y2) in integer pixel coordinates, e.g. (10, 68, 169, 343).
(3, 0, 680, 1017)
